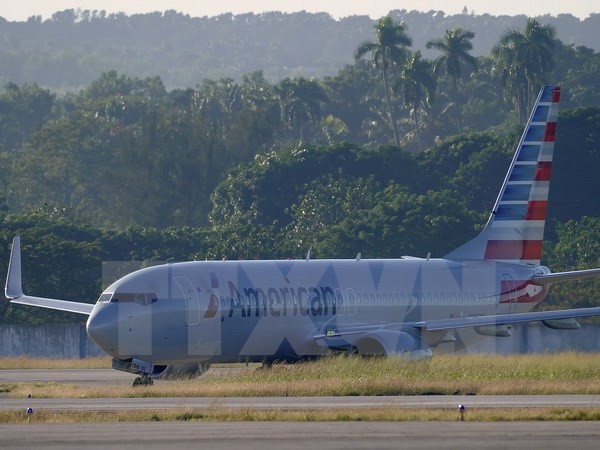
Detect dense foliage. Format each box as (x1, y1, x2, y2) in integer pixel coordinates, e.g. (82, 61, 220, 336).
(1, 12, 600, 323)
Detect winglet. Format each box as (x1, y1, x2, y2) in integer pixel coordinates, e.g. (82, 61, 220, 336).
(4, 236, 94, 315)
(5, 236, 24, 299)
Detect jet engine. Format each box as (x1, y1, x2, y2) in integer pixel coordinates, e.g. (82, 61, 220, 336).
(353, 330, 432, 359)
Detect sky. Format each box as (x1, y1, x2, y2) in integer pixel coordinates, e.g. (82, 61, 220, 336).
(1, 0, 597, 21)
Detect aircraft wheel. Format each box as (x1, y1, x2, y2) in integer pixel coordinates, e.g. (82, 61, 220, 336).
(132, 375, 154, 387)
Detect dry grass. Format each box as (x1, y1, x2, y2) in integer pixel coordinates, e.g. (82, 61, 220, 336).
(2, 353, 600, 423)
(1, 407, 600, 424)
(0, 356, 111, 370)
(2, 352, 600, 398)
(7, 378, 600, 399)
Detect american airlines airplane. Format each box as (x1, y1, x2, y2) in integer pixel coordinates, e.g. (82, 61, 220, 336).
(5, 85, 600, 386)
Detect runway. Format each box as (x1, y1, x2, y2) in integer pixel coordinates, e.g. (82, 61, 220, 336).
(1, 369, 599, 449)
(1, 422, 599, 449)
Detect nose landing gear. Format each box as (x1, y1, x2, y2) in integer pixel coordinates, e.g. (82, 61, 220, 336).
(112, 358, 156, 387)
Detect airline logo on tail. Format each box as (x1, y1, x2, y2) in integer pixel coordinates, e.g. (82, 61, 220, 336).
(446, 85, 560, 266)
(486, 85, 559, 264)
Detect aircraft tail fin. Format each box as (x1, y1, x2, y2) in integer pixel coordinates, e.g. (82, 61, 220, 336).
(445, 85, 560, 266)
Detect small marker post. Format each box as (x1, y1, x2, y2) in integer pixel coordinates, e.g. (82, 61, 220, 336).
(458, 404, 465, 421)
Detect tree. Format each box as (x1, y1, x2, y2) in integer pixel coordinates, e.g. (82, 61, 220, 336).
(565, 48, 600, 108)
(355, 16, 412, 146)
(492, 19, 556, 122)
(207, 142, 428, 258)
(275, 77, 329, 143)
(281, 176, 382, 257)
(542, 217, 600, 310)
(0, 83, 56, 150)
(322, 60, 378, 144)
(546, 107, 600, 228)
(8, 113, 113, 221)
(84, 71, 166, 101)
(196, 77, 243, 125)
(283, 180, 478, 259)
(426, 27, 478, 133)
(395, 51, 436, 151)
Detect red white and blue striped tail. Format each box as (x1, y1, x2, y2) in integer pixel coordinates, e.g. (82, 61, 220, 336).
(445, 85, 560, 266)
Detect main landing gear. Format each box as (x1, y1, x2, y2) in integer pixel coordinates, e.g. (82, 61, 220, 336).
(132, 374, 153, 386)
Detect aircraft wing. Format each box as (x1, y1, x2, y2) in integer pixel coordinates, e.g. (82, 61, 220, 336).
(413, 307, 600, 332)
(313, 307, 600, 350)
(4, 236, 94, 316)
(315, 306, 600, 339)
(8, 295, 94, 315)
(315, 306, 600, 355)
(531, 268, 600, 285)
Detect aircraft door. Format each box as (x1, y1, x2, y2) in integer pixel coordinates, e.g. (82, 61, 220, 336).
(173, 275, 221, 357)
(174, 276, 201, 326)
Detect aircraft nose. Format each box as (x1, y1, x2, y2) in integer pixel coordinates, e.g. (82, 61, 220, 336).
(86, 304, 119, 355)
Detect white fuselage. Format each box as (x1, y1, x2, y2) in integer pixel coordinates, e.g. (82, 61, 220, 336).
(86, 257, 547, 364)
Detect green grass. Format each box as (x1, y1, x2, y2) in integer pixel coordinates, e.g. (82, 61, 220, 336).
(2, 407, 600, 424)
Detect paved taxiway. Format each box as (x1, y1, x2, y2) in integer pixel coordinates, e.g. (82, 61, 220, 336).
(1, 422, 599, 449)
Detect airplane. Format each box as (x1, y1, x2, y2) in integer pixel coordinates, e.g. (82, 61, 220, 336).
(5, 84, 600, 386)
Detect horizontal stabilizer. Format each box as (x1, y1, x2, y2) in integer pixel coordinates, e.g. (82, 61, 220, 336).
(531, 268, 600, 285)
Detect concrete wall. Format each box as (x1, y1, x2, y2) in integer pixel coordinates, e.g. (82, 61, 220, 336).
(0, 324, 104, 358)
(0, 322, 599, 358)
(466, 322, 600, 354)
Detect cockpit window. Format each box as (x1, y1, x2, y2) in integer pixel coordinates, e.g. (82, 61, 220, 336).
(98, 293, 113, 303)
(110, 292, 158, 305)
(112, 293, 136, 303)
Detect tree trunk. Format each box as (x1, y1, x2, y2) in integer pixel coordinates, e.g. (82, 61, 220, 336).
(453, 77, 462, 134)
(382, 66, 400, 146)
(413, 105, 422, 152)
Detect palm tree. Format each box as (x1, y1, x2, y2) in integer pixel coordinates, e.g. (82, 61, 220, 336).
(492, 19, 556, 122)
(355, 16, 412, 146)
(395, 51, 437, 152)
(275, 77, 328, 143)
(426, 27, 477, 133)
